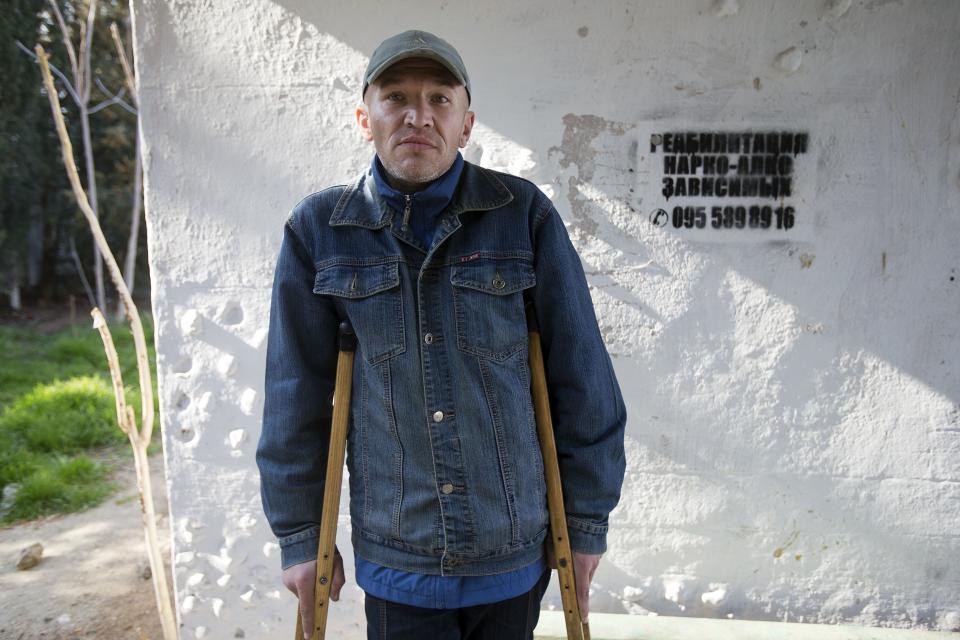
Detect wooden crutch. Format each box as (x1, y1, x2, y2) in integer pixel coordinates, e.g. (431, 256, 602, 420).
(294, 321, 356, 640)
(526, 303, 591, 640)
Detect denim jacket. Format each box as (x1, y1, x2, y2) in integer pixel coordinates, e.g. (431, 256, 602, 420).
(256, 160, 627, 576)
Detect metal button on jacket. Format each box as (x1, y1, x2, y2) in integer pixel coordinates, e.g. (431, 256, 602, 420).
(424, 332, 434, 344)
(432, 410, 444, 423)
(441, 483, 454, 495)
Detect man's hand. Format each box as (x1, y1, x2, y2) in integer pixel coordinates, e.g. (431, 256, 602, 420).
(546, 544, 602, 622)
(282, 548, 345, 640)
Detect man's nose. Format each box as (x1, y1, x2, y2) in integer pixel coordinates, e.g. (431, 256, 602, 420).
(403, 100, 434, 128)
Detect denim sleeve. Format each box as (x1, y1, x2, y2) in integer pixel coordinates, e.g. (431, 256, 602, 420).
(530, 200, 627, 555)
(256, 214, 341, 570)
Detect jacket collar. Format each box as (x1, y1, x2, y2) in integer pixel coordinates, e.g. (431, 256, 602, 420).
(329, 159, 514, 228)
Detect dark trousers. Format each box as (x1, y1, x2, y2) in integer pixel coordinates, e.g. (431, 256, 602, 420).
(364, 568, 552, 640)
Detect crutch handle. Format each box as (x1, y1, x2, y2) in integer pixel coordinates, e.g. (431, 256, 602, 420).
(338, 321, 357, 352)
(524, 300, 539, 332)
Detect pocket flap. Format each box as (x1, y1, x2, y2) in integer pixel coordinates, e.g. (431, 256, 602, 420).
(313, 262, 400, 298)
(451, 259, 536, 295)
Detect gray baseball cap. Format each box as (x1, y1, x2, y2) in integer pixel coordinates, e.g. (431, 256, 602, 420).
(362, 30, 471, 103)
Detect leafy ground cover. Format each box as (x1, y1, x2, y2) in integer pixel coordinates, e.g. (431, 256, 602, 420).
(0, 316, 159, 524)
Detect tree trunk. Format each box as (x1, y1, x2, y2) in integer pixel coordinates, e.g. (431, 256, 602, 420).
(78, 101, 106, 312)
(70, 236, 98, 310)
(116, 121, 143, 320)
(9, 274, 22, 311)
(27, 207, 44, 288)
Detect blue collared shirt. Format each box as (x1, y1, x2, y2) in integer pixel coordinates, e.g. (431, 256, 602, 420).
(371, 152, 464, 251)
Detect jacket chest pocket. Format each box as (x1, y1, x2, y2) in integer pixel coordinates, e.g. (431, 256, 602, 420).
(451, 257, 536, 361)
(314, 261, 406, 364)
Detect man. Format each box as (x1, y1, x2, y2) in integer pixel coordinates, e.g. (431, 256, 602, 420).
(257, 30, 626, 640)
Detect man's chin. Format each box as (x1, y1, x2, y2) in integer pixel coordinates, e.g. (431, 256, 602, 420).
(386, 162, 447, 186)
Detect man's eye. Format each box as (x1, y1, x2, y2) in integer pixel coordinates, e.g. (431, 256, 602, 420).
(387, 93, 403, 101)
(433, 95, 450, 104)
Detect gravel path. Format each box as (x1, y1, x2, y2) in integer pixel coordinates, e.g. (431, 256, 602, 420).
(0, 450, 172, 639)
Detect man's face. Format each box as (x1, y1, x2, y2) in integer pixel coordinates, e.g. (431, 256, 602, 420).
(357, 58, 475, 193)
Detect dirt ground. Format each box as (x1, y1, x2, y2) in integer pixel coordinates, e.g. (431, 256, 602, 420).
(0, 448, 172, 639)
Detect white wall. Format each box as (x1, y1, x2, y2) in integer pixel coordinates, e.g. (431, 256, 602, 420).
(131, 0, 960, 637)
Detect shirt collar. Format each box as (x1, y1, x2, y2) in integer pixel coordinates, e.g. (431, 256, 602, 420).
(329, 158, 513, 229)
(370, 152, 465, 222)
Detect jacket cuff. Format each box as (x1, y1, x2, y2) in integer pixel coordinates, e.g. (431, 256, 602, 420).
(278, 525, 320, 570)
(566, 516, 608, 555)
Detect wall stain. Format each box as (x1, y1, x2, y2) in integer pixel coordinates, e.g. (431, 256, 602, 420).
(773, 530, 800, 558)
(549, 114, 633, 237)
(799, 254, 815, 268)
(550, 113, 628, 183)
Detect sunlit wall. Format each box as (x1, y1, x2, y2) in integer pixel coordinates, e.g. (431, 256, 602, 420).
(131, 1, 960, 637)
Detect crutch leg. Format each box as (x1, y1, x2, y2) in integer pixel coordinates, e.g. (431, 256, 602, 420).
(526, 304, 590, 640)
(293, 322, 357, 640)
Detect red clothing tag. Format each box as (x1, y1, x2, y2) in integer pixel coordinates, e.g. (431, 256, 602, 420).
(459, 252, 481, 263)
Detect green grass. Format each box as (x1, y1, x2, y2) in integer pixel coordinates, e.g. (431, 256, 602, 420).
(0, 317, 153, 407)
(1, 455, 117, 522)
(0, 315, 159, 525)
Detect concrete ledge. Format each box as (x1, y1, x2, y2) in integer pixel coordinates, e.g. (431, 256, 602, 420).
(534, 611, 958, 639)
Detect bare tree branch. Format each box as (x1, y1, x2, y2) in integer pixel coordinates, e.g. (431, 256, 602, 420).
(91, 77, 136, 114)
(67, 0, 105, 310)
(35, 43, 177, 640)
(15, 40, 81, 106)
(116, 129, 143, 321)
(94, 76, 125, 99)
(77, 20, 87, 98)
(110, 21, 138, 107)
(47, 0, 78, 81)
(69, 236, 97, 309)
(35, 40, 155, 458)
(78, 0, 98, 103)
(110, 20, 142, 321)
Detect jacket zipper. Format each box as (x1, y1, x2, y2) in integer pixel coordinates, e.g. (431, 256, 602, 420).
(402, 194, 413, 230)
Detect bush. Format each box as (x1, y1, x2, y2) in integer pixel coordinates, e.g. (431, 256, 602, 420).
(0, 376, 127, 454)
(2, 455, 115, 523)
(0, 316, 157, 524)
(0, 376, 131, 523)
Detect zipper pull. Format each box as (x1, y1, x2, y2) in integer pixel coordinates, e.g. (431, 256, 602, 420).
(402, 195, 412, 230)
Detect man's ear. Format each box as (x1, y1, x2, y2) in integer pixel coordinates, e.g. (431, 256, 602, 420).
(356, 103, 374, 142)
(459, 110, 476, 148)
